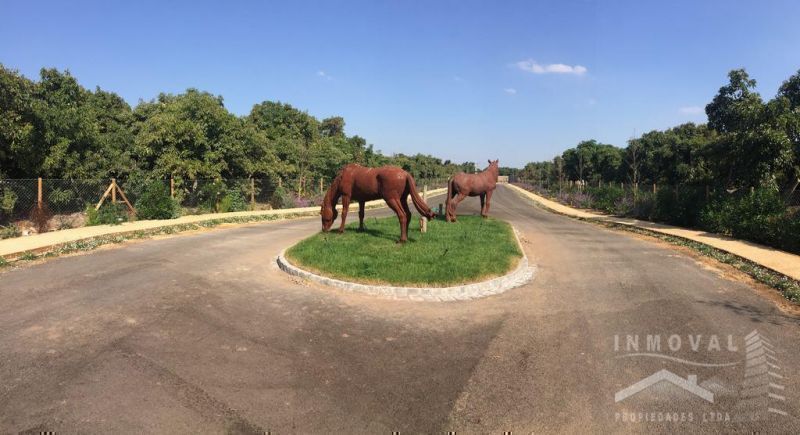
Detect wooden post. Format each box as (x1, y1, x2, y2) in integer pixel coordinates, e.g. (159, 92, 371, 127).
(278, 177, 282, 188)
(653, 183, 657, 194)
(419, 216, 427, 233)
(170, 177, 175, 199)
(319, 178, 324, 194)
(251, 178, 256, 210)
(111, 178, 117, 203)
(37, 177, 43, 209)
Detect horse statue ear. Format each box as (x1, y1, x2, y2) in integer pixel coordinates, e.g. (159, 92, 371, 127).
(487, 159, 492, 165)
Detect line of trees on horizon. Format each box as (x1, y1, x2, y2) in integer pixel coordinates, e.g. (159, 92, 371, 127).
(517, 68, 800, 197)
(0, 65, 477, 193)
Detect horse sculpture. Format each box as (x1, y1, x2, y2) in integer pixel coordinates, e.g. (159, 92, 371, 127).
(321, 164, 436, 243)
(445, 159, 500, 222)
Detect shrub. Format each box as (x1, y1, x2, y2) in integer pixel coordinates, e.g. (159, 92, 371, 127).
(271, 186, 293, 209)
(1, 188, 18, 220)
(652, 186, 706, 227)
(86, 202, 129, 226)
(586, 186, 625, 213)
(0, 224, 20, 239)
(699, 187, 798, 253)
(135, 181, 180, 220)
(218, 188, 248, 213)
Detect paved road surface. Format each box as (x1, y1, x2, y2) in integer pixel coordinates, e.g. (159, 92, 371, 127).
(1, 185, 798, 433)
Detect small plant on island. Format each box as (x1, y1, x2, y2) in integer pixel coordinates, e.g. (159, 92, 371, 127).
(286, 215, 522, 286)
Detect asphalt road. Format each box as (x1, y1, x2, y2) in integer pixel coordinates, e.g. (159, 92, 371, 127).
(1, 185, 798, 433)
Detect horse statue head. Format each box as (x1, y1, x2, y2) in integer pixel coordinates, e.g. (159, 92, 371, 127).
(321, 202, 338, 232)
(487, 159, 500, 175)
(321, 176, 341, 232)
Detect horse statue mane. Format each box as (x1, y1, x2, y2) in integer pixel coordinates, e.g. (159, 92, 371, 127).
(321, 164, 435, 243)
(445, 159, 500, 222)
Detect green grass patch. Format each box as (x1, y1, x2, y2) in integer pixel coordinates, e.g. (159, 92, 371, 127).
(285, 215, 522, 286)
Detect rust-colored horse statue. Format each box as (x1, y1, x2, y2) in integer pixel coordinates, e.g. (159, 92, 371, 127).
(445, 159, 500, 222)
(321, 164, 436, 243)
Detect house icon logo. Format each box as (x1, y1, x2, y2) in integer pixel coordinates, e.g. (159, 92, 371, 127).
(615, 369, 714, 403)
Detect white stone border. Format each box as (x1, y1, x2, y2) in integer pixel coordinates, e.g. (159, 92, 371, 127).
(275, 226, 536, 301)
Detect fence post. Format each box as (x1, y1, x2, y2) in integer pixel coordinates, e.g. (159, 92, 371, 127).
(111, 178, 117, 203)
(251, 178, 256, 210)
(653, 183, 657, 195)
(37, 177, 43, 208)
(170, 177, 175, 199)
(319, 178, 323, 194)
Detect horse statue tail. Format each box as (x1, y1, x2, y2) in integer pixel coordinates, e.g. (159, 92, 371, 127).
(406, 174, 435, 219)
(445, 176, 455, 222)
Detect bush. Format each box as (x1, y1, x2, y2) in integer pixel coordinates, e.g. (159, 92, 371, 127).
(1, 188, 18, 220)
(218, 188, 248, 213)
(699, 187, 799, 253)
(652, 186, 706, 227)
(86, 202, 129, 226)
(586, 186, 625, 213)
(135, 181, 180, 220)
(271, 186, 293, 209)
(0, 224, 20, 239)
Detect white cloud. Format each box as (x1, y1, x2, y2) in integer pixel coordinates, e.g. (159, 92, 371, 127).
(504, 88, 517, 95)
(317, 70, 333, 81)
(679, 106, 704, 115)
(515, 59, 588, 75)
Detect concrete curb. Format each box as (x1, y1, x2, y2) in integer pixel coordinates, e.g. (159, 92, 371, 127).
(276, 226, 536, 302)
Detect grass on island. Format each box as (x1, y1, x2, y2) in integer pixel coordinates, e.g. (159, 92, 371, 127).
(285, 215, 522, 286)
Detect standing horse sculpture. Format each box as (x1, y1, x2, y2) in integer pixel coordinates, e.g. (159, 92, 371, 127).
(321, 164, 436, 243)
(445, 159, 500, 222)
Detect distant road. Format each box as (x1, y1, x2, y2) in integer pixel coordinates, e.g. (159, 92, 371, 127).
(1, 185, 797, 433)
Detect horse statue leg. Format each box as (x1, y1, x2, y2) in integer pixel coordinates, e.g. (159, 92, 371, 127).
(401, 194, 412, 236)
(358, 200, 366, 232)
(483, 190, 493, 218)
(338, 194, 351, 233)
(480, 193, 486, 217)
(386, 198, 408, 243)
(449, 192, 467, 222)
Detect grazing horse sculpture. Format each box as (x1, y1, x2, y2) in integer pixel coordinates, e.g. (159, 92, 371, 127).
(321, 164, 436, 243)
(445, 159, 500, 222)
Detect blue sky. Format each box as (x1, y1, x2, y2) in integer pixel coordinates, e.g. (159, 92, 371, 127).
(2, 0, 799, 167)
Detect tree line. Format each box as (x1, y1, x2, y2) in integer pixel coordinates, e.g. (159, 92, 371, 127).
(0, 65, 476, 193)
(518, 68, 800, 196)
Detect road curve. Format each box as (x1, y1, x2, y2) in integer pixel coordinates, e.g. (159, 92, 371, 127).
(0, 185, 798, 433)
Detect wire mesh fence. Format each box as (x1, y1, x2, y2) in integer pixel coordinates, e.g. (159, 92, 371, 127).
(0, 176, 449, 238)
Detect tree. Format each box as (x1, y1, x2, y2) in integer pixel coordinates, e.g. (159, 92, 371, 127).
(706, 69, 793, 189)
(319, 116, 345, 138)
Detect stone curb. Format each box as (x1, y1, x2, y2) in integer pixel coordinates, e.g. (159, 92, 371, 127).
(276, 225, 536, 302)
